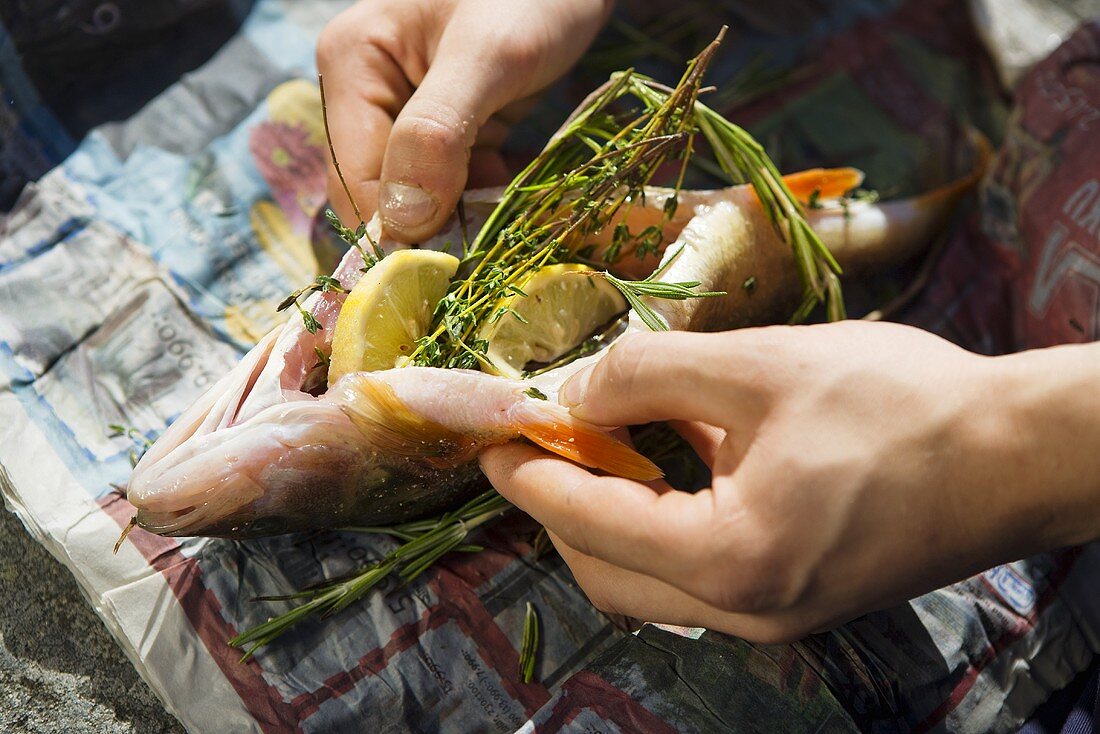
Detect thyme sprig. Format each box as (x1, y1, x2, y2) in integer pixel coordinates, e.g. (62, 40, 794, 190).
(273, 75, 387, 335)
(276, 274, 348, 334)
(405, 36, 717, 369)
(228, 489, 510, 660)
(403, 28, 842, 369)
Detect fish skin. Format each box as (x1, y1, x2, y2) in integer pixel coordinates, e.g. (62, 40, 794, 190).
(126, 149, 987, 537)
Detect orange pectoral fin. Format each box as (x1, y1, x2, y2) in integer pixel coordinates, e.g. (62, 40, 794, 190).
(781, 168, 865, 204)
(515, 404, 663, 481)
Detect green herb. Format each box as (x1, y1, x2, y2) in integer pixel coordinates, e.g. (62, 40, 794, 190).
(276, 274, 351, 334)
(530, 527, 552, 561)
(108, 423, 153, 467)
(839, 188, 880, 222)
(234, 30, 848, 660)
(319, 73, 383, 265)
(576, 251, 725, 332)
(457, 198, 471, 257)
(228, 490, 510, 660)
(108, 423, 152, 446)
(523, 315, 626, 378)
(519, 602, 540, 684)
(523, 386, 548, 401)
(404, 29, 844, 367)
(742, 276, 757, 295)
(406, 36, 717, 368)
(806, 188, 822, 210)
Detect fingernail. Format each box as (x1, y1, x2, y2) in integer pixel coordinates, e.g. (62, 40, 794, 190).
(379, 181, 438, 230)
(560, 369, 591, 408)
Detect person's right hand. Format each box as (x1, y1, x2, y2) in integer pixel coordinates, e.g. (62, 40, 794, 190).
(481, 322, 1100, 643)
(316, 0, 613, 243)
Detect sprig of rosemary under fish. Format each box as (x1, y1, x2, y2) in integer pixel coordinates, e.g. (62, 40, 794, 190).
(228, 489, 510, 660)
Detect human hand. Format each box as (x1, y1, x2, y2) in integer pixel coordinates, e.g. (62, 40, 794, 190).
(316, 0, 613, 242)
(480, 322, 1100, 642)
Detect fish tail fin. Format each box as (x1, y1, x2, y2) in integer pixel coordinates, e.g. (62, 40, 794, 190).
(514, 402, 663, 481)
(335, 375, 476, 464)
(781, 168, 865, 204)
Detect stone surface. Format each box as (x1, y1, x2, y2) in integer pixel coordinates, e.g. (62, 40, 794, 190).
(0, 507, 183, 734)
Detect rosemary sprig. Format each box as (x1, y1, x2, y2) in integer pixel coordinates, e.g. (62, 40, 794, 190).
(228, 489, 510, 660)
(573, 245, 725, 331)
(519, 602, 540, 684)
(626, 76, 845, 321)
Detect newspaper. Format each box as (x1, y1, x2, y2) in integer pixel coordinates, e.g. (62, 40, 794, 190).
(2, 1, 1099, 731)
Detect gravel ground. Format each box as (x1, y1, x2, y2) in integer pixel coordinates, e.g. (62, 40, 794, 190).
(0, 507, 183, 734)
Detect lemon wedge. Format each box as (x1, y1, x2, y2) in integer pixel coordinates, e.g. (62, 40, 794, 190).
(478, 263, 627, 378)
(328, 249, 459, 384)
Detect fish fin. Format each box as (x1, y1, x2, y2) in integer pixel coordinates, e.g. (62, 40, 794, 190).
(336, 375, 477, 465)
(781, 168, 865, 203)
(514, 402, 663, 481)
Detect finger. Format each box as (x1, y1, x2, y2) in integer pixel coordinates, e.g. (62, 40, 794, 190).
(559, 331, 776, 430)
(548, 531, 805, 644)
(479, 442, 716, 587)
(314, 6, 415, 224)
(377, 19, 539, 242)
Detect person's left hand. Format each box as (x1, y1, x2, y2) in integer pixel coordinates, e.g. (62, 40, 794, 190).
(316, 0, 613, 242)
(480, 321, 1100, 643)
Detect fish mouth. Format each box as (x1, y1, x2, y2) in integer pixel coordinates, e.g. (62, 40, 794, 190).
(134, 505, 291, 538)
(130, 470, 267, 536)
(134, 506, 205, 536)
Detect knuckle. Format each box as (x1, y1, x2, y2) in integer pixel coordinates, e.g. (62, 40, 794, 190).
(483, 29, 544, 76)
(392, 102, 468, 161)
(601, 332, 659, 391)
(316, 14, 359, 67)
(707, 537, 802, 615)
(560, 477, 603, 557)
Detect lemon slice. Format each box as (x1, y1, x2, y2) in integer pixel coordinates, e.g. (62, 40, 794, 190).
(328, 249, 459, 384)
(478, 263, 627, 378)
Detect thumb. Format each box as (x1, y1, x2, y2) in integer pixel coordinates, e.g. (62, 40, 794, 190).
(377, 29, 532, 242)
(559, 332, 751, 430)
